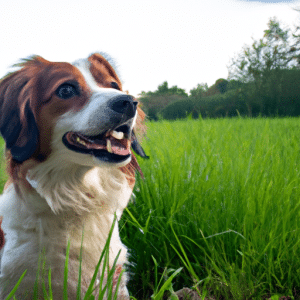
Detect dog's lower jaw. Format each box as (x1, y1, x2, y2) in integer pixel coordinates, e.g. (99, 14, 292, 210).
(0, 165, 132, 299)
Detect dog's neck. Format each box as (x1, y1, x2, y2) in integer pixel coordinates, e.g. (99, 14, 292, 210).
(16, 156, 132, 218)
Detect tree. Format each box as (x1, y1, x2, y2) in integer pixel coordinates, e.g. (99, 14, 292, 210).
(226, 80, 243, 91)
(189, 83, 208, 97)
(229, 18, 296, 81)
(138, 81, 188, 120)
(228, 18, 300, 116)
(139, 81, 188, 97)
(203, 79, 229, 97)
(215, 79, 228, 94)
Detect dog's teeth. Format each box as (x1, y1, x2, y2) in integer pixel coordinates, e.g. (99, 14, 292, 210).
(111, 130, 124, 140)
(107, 139, 112, 153)
(76, 136, 86, 146)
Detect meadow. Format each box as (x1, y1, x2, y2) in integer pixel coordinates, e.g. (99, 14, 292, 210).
(1, 117, 300, 299)
(121, 117, 300, 299)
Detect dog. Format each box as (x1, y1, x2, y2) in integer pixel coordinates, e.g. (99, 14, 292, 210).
(0, 53, 147, 299)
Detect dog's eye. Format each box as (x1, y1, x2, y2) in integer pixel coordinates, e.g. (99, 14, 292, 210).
(110, 82, 120, 90)
(56, 84, 78, 99)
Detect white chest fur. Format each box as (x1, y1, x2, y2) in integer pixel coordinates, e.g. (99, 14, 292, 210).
(0, 165, 132, 299)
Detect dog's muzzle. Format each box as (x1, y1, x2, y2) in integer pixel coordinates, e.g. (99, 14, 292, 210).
(62, 94, 148, 164)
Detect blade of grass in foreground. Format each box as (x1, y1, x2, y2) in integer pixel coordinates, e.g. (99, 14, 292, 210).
(64, 239, 71, 300)
(150, 267, 182, 300)
(5, 270, 27, 300)
(48, 268, 53, 300)
(77, 227, 85, 300)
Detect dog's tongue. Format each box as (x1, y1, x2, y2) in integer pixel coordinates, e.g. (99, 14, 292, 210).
(107, 136, 130, 155)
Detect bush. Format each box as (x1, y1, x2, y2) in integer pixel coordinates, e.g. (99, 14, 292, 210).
(161, 99, 196, 120)
(161, 90, 248, 120)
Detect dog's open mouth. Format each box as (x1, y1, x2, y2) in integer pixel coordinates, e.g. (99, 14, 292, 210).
(62, 125, 132, 163)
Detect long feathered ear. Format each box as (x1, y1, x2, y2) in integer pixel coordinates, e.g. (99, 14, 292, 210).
(0, 71, 39, 163)
(131, 130, 149, 159)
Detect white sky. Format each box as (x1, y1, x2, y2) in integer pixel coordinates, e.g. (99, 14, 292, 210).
(0, 0, 299, 96)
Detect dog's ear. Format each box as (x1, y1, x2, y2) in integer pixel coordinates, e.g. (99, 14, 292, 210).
(131, 130, 149, 159)
(0, 71, 39, 163)
(88, 53, 122, 89)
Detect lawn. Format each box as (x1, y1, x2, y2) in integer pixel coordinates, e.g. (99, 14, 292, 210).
(120, 117, 300, 299)
(1, 117, 300, 299)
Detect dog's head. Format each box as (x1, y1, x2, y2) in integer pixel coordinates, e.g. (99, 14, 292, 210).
(0, 53, 147, 181)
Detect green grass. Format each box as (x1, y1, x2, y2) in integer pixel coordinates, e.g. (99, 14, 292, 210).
(120, 117, 300, 299)
(2, 117, 300, 299)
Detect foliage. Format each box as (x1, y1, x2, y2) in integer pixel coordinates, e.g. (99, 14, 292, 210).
(161, 89, 247, 120)
(229, 18, 297, 82)
(139, 81, 188, 98)
(189, 83, 208, 98)
(202, 79, 221, 97)
(138, 17, 300, 121)
(228, 18, 300, 117)
(139, 93, 187, 121)
(226, 79, 243, 91)
(160, 98, 197, 120)
(279, 68, 300, 116)
(139, 81, 188, 120)
(215, 79, 228, 94)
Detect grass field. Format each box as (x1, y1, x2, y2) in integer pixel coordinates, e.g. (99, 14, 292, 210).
(1, 117, 300, 299)
(120, 117, 300, 299)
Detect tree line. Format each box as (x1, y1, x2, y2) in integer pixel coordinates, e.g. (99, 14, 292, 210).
(138, 17, 300, 120)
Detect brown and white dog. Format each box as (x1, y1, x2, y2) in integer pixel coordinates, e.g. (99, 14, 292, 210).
(0, 53, 147, 299)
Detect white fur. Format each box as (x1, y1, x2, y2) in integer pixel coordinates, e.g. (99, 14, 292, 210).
(0, 61, 136, 299)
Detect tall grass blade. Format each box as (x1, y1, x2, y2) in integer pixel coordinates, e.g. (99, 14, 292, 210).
(5, 270, 27, 300)
(77, 227, 85, 300)
(151, 267, 182, 300)
(84, 214, 117, 300)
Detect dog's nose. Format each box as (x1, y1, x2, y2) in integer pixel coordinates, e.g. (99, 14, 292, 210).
(108, 95, 137, 118)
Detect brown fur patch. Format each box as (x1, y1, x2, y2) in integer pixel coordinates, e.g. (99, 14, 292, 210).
(88, 53, 122, 90)
(119, 104, 146, 186)
(135, 106, 147, 139)
(0, 56, 91, 180)
(5, 152, 38, 193)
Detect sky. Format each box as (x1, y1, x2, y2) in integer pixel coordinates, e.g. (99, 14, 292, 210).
(0, 0, 299, 97)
